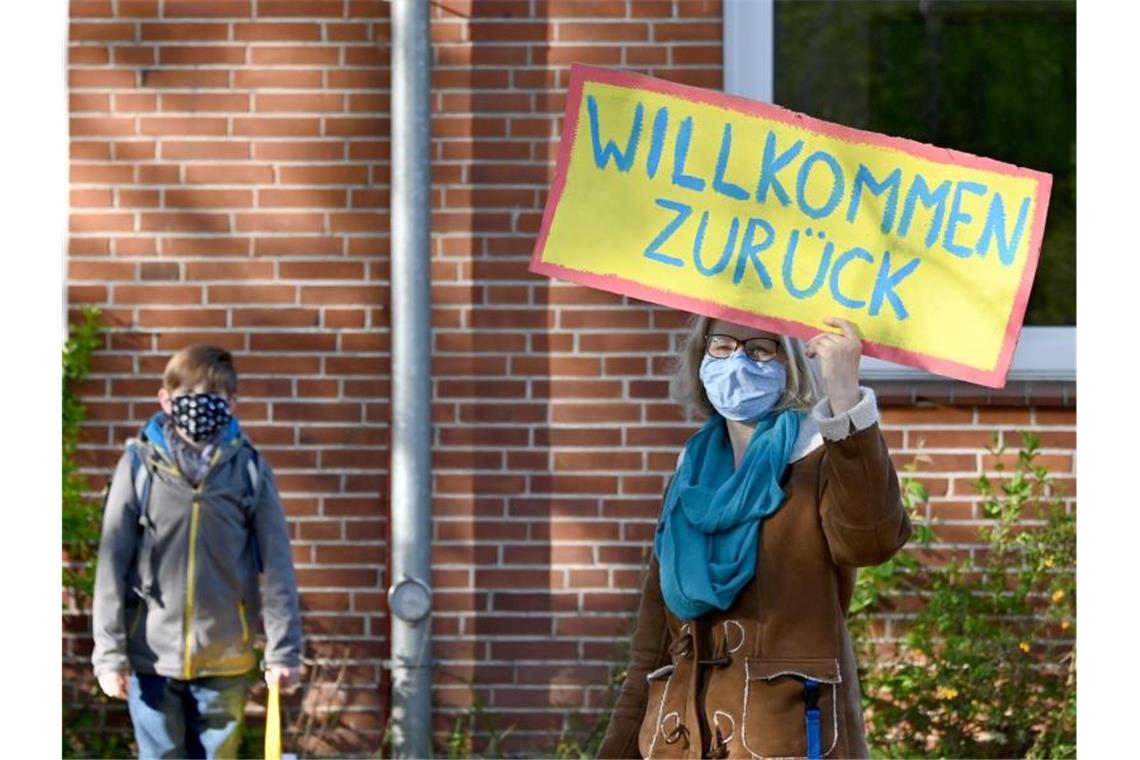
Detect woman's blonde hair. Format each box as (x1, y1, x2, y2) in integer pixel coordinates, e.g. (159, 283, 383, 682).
(670, 314, 821, 420)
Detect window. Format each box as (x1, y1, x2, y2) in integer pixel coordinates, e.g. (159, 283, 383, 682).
(724, 0, 1075, 381)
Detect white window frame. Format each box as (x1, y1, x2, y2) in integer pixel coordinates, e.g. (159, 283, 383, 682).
(723, 0, 1075, 383)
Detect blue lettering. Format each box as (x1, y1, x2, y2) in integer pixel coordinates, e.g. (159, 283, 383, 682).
(795, 150, 845, 221)
(976, 192, 1031, 267)
(846, 164, 901, 234)
(942, 181, 987, 258)
(643, 198, 691, 268)
(898, 174, 951, 248)
(647, 106, 669, 180)
(712, 123, 749, 201)
(755, 130, 803, 207)
(733, 217, 775, 288)
(781, 230, 833, 299)
(672, 117, 706, 192)
(694, 213, 738, 277)
(829, 247, 874, 310)
(869, 250, 921, 320)
(586, 94, 643, 173)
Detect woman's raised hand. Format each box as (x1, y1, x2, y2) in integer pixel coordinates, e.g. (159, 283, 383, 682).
(805, 317, 862, 415)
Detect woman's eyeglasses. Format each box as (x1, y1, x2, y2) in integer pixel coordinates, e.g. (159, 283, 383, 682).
(705, 334, 781, 362)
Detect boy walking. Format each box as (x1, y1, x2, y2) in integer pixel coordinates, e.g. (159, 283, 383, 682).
(92, 345, 303, 759)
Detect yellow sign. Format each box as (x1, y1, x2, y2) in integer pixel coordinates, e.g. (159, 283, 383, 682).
(530, 66, 1052, 387)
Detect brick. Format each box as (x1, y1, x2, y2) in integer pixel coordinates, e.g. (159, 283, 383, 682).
(70, 93, 110, 112)
(279, 261, 364, 279)
(116, 237, 158, 255)
(159, 45, 246, 65)
(162, 93, 250, 112)
(234, 69, 323, 88)
(70, 189, 113, 208)
(69, 237, 110, 256)
(882, 405, 975, 425)
(259, 188, 347, 208)
(257, 0, 345, 16)
(70, 213, 134, 232)
(70, 141, 111, 160)
(160, 140, 251, 160)
(1036, 409, 1075, 425)
(164, 237, 250, 256)
(207, 284, 295, 303)
(166, 189, 254, 209)
(140, 117, 228, 136)
(140, 69, 229, 87)
(137, 308, 227, 327)
(111, 45, 156, 65)
(255, 93, 345, 112)
(324, 117, 389, 137)
(542, 44, 622, 65)
(253, 140, 344, 161)
(907, 429, 999, 450)
(69, 45, 110, 64)
(185, 164, 275, 183)
(155, 330, 245, 351)
(231, 308, 319, 327)
(234, 21, 322, 40)
(69, 69, 137, 87)
(545, 1, 627, 18)
(235, 212, 325, 232)
(137, 165, 181, 183)
(554, 451, 642, 471)
(140, 22, 229, 40)
(70, 22, 136, 41)
(118, 189, 161, 207)
(558, 21, 650, 41)
(665, 68, 721, 89)
(322, 69, 386, 89)
(68, 260, 133, 280)
(185, 260, 273, 279)
(70, 117, 134, 137)
(255, 236, 344, 256)
(295, 569, 378, 588)
(250, 46, 339, 65)
(232, 117, 322, 136)
(140, 212, 230, 232)
(278, 165, 368, 184)
(113, 285, 202, 305)
(111, 93, 157, 112)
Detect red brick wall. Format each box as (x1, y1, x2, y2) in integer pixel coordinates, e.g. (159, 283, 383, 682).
(66, 0, 1074, 755)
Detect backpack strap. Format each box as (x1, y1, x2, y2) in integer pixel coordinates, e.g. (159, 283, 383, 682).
(239, 443, 265, 573)
(126, 441, 160, 605)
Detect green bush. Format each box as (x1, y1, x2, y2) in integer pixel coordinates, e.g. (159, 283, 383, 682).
(853, 433, 1076, 759)
(63, 306, 104, 605)
(62, 307, 135, 759)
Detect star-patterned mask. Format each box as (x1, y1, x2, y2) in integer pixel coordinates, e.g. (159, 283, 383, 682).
(170, 392, 232, 443)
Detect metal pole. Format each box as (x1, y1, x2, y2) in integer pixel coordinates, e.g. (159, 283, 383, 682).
(389, 0, 433, 757)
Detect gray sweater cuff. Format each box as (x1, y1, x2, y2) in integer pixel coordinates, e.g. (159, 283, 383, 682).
(811, 386, 880, 441)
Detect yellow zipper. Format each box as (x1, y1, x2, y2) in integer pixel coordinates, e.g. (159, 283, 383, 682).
(181, 447, 223, 680)
(239, 601, 250, 644)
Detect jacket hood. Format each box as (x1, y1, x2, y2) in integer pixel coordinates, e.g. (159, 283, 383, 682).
(139, 410, 243, 459)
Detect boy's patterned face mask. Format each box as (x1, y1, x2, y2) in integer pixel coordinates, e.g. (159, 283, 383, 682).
(170, 392, 232, 442)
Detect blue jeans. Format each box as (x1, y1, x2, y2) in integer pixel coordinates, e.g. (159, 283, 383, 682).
(127, 672, 251, 759)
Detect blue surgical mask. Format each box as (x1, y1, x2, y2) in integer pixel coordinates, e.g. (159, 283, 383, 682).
(699, 352, 786, 422)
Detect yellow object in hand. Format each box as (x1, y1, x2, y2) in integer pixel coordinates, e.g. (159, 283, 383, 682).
(265, 681, 281, 760)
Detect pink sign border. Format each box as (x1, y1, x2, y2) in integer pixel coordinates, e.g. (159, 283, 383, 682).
(528, 64, 1054, 389)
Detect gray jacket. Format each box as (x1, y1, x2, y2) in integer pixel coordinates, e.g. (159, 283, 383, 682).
(92, 412, 302, 679)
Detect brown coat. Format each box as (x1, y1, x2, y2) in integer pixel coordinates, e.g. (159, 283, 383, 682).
(597, 422, 911, 759)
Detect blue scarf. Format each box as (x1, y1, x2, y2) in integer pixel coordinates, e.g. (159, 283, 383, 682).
(654, 410, 801, 620)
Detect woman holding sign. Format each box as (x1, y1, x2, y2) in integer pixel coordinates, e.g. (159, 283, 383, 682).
(597, 316, 911, 760)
